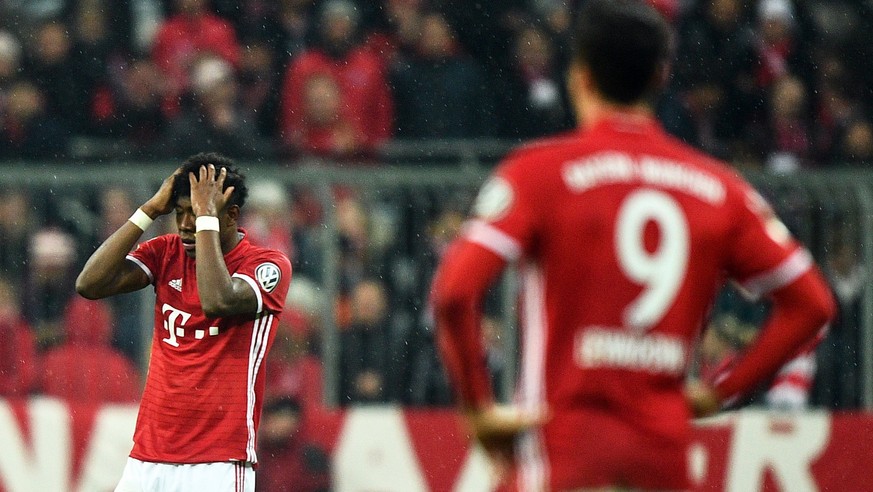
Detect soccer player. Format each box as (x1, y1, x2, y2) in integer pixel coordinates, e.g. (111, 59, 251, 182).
(76, 153, 292, 492)
(430, 1, 835, 490)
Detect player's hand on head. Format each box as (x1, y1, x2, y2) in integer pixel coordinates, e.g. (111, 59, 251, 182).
(465, 404, 548, 481)
(142, 167, 183, 218)
(685, 379, 721, 418)
(189, 164, 235, 217)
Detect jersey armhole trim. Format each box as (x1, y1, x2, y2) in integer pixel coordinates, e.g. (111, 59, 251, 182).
(125, 255, 154, 284)
(463, 219, 522, 261)
(739, 248, 813, 299)
(233, 273, 263, 314)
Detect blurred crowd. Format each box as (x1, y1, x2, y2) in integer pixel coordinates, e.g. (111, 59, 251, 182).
(0, 0, 869, 167)
(1, 1, 873, 488)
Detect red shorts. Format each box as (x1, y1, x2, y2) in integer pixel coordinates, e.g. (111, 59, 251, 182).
(511, 409, 690, 491)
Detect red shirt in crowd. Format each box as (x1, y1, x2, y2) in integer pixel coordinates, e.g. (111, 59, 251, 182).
(280, 49, 393, 155)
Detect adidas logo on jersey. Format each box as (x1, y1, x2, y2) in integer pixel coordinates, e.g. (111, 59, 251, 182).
(169, 278, 182, 292)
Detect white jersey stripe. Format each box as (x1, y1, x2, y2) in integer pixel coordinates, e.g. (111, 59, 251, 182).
(463, 219, 523, 261)
(125, 255, 154, 283)
(245, 314, 269, 462)
(517, 265, 549, 491)
(740, 248, 813, 299)
(233, 273, 263, 313)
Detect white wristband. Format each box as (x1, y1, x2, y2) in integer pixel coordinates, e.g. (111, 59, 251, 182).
(195, 215, 220, 232)
(129, 208, 153, 231)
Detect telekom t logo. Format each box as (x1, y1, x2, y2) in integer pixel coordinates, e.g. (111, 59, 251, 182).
(161, 303, 191, 347)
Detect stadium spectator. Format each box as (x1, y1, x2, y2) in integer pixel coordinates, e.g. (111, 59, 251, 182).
(238, 36, 283, 138)
(279, 0, 393, 159)
(763, 75, 813, 172)
(431, 1, 835, 489)
(834, 119, 873, 165)
(0, 30, 21, 93)
(69, 4, 118, 136)
(672, 0, 758, 160)
(0, 188, 35, 284)
(818, 237, 866, 408)
(256, 396, 331, 492)
(752, 0, 816, 91)
(155, 55, 274, 158)
(95, 58, 167, 153)
(291, 71, 369, 159)
(25, 20, 86, 126)
(38, 297, 140, 403)
(264, 307, 323, 409)
(151, 0, 240, 117)
(23, 227, 77, 348)
(496, 21, 572, 139)
(76, 154, 292, 490)
(389, 10, 495, 139)
(339, 279, 395, 404)
(241, 179, 294, 263)
(0, 80, 70, 159)
(366, 0, 424, 68)
(95, 187, 145, 364)
(0, 276, 37, 398)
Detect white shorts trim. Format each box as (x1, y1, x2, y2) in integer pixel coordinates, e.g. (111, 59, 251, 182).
(115, 458, 254, 492)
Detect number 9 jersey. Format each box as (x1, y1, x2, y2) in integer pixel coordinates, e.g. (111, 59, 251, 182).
(440, 115, 832, 490)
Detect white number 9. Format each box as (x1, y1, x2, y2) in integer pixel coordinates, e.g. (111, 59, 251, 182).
(615, 189, 689, 330)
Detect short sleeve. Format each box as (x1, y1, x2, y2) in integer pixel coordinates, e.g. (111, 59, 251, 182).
(232, 250, 292, 315)
(126, 235, 171, 284)
(462, 158, 538, 262)
(725, 181, 812, 299)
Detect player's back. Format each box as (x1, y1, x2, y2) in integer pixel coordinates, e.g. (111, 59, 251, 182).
(499, 116, 754, 433)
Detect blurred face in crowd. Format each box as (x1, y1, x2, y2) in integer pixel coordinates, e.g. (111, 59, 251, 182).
(35, 22, 71, 65)
(770, 76, 806, 120)
(321, 3, 358, 51)
(707, 0, 742, 31)
(6, 82, 44, 122)
(176, 0, 208, 16)
(0, 278, 20, 322)
(303, 74, 342, 126)
(75, 8, 108, 45)
(418, 13, 454, 59)
(124, 60, 165, 108)
(842, 121, 873, 161)
(100, 187, 135, 234)
(0, 190, 30, 235)
(351, 281, 387, 327)
(514, 25, 553, 73)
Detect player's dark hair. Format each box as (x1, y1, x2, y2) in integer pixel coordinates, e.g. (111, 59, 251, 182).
(572, 0, 671, 104)
(172, 152, 249, 209)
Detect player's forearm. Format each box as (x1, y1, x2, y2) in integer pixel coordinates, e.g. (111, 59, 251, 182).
(76, 221, 145, 299)
(714, 269, 835, 404)
(194, 230, 237, 318)
(432, 243, 506, 409)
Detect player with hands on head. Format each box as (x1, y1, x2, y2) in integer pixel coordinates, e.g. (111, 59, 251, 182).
(430, 1, 835, 490)
(77, 152, 292, 492)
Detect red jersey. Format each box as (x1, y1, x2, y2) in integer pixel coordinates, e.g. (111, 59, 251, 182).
(126, 230, 291, 464)
(434, 115, 831, 490)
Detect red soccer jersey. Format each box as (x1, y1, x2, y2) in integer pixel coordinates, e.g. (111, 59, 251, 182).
(126, 229, 291, 464)
(441, 115, 823, 489)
